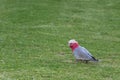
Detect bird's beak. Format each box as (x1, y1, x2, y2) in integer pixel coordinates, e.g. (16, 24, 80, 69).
(70, 43, 73, 47)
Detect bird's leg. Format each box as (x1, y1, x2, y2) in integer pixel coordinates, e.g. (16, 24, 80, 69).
(75, 59, 82, 63)
(75, 59, 79, 63)
(85, 60, 88, 63)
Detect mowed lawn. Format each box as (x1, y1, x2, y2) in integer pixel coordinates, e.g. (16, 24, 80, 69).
(0, 0, 120, 80)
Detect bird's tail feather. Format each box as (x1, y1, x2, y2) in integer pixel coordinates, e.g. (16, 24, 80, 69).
(91, 56, 99, 61)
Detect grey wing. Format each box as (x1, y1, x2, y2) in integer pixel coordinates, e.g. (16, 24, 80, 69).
(78, 46, 93, 60)
(81, 47, 93, 56)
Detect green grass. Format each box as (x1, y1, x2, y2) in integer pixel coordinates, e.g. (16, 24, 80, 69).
(0, 0, 120, 80)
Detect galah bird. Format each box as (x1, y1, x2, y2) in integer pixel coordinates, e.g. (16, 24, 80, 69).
(68, 39, 98, 63)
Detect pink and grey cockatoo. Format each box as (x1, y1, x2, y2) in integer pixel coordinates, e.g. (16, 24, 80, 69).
(68, 39, 98, 63)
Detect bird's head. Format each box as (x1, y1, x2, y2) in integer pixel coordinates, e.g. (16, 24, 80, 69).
(68, 39, 78, 47)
